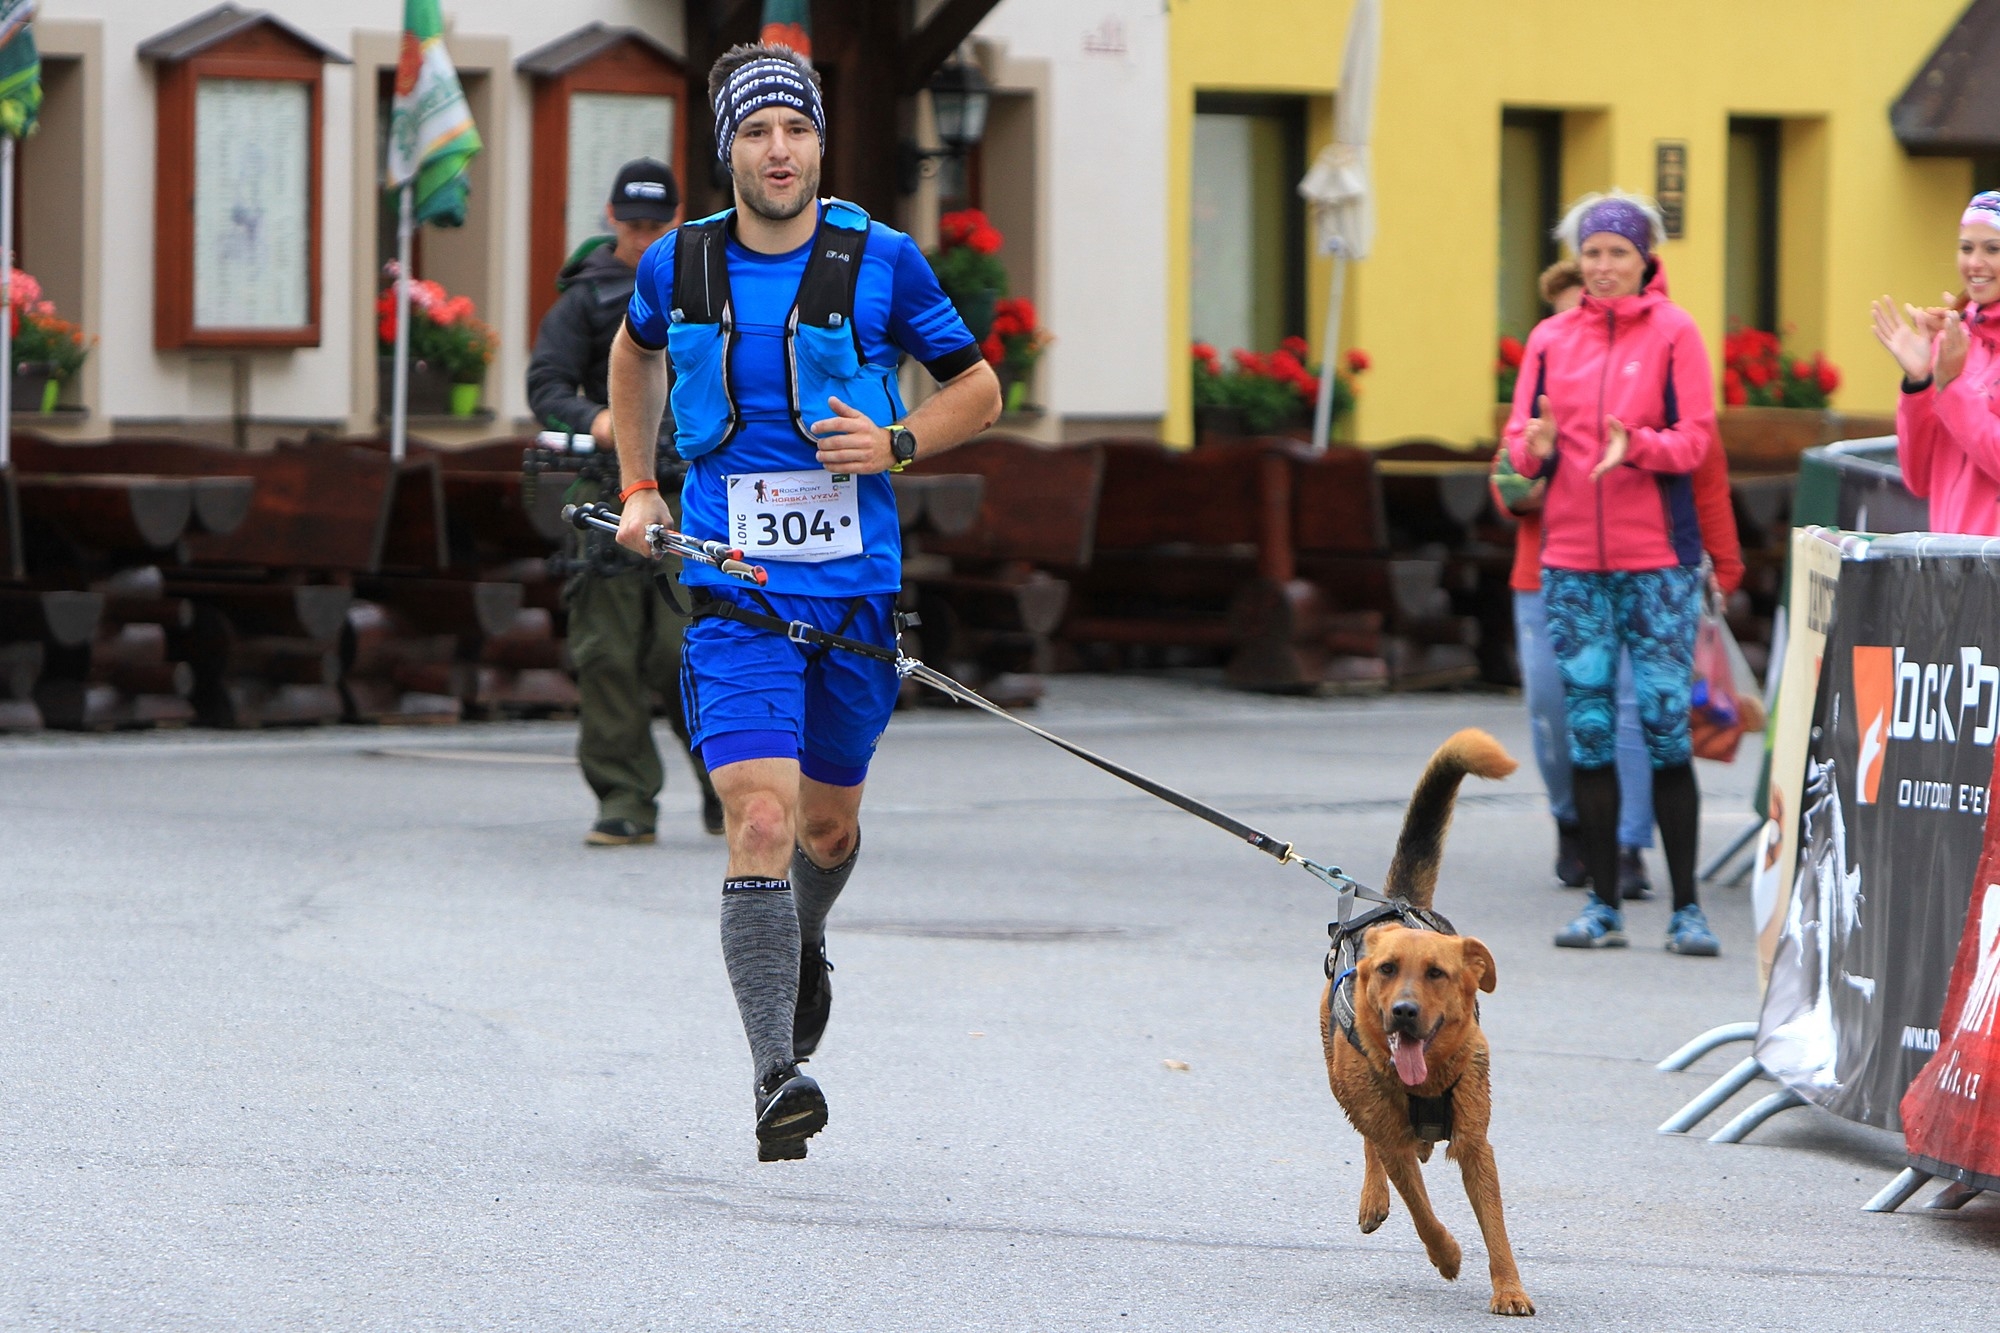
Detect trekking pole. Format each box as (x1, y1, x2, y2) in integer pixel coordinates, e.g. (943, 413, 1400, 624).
(561, 501, 770, 587)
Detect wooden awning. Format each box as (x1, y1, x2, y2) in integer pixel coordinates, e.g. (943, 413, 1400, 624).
(137, 3, 348, 65)
(1893, 0, 2000, 155)
(516, 23, 682, 79)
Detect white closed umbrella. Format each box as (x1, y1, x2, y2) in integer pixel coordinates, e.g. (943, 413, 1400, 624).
(1298, 0, 1380, 453)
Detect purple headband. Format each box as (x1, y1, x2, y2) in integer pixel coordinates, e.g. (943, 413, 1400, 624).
(1578, 199, 1653, 255)
(1963, 191, 2000, 231)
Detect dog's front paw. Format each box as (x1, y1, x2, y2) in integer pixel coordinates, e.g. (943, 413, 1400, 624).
(1489, 1285, 1535, 1316)
(1357, 1199, 1388, 1233)
(1427, 1234, 1462, 1281)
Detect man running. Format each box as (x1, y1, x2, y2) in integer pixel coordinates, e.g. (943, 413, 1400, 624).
(607, 42, 1001, 1161)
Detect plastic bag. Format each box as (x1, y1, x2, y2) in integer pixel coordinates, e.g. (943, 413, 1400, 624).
(1690, 588, 1747, 762)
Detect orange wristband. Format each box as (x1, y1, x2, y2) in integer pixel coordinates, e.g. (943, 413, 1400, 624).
(618, 479, 660, 503)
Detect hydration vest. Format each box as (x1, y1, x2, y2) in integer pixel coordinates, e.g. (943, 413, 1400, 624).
(664, 197, 906, 460)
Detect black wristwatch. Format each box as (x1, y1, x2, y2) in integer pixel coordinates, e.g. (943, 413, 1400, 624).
(887, 423, 919, 472)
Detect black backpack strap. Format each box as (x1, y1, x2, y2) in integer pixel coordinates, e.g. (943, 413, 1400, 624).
(671, 216, 733, 325)
(795, 214, 868, 351)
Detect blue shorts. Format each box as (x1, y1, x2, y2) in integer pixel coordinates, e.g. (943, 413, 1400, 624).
(680, 586, 900, 787)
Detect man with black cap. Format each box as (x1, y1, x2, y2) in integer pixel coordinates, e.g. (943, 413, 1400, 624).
(528, 157, 722, 845)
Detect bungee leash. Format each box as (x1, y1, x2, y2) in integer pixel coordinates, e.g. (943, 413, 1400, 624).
(563, 502, 1396, 923)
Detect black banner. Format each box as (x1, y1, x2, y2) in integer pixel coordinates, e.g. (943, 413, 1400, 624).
(1756, 553, 2000, 1130)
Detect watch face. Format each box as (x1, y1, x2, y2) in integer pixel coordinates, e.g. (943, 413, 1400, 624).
(892, 428, 918, 462)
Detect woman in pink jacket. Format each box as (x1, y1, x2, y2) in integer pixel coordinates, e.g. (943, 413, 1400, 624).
(1873, 190, 2000, 537)
(1503, 192, 1721, 957)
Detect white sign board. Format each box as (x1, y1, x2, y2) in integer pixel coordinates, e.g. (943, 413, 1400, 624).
(566, 92, 675, 256)
(193, 78, 310, 330)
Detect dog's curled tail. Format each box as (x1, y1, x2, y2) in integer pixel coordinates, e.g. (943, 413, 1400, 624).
(1383, 729, 1517, 911)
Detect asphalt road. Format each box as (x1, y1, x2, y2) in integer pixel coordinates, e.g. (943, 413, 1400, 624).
(1, 678, 1994, 1331)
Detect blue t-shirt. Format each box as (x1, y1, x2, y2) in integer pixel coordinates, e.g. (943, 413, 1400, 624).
(626, 212, 978, 596)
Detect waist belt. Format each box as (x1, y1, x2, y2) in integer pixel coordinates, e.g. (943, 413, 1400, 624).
(687, 587, 911, 665)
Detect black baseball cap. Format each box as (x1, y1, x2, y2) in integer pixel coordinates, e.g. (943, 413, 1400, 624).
(609, 158, 680, 222)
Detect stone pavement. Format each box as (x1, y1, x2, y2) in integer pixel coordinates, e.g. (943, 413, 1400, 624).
(1, 677, 1994, 1330)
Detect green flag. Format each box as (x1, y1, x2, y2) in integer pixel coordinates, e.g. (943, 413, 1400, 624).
(386, 0, 480, 227)
(0, 0, 42, 140)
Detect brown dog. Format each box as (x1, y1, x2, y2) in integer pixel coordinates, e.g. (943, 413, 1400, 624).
(1319, 729, 1535, 1317)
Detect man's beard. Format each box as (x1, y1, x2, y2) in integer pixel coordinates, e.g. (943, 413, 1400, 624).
(737, 164, 821, 222)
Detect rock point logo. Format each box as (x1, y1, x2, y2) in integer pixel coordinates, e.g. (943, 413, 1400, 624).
(1850, 645, 2000, 805)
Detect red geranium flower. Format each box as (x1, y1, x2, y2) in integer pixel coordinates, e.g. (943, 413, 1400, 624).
(1743, 360, 1772, 388)
(967, 225, 1003, 255)
(1497, 336, 1524, 370)
(1344, 348, 1371, 374)
(980, 333, 1004, 366)
(939, 209, 987, 249)
(1723, 368, 1747, 407)
(1280, 335, 1311, 361)
(1816, 360, 1841, 394)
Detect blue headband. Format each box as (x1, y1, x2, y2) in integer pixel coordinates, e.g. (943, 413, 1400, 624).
(714, 55, 825, 163)
(1579, 199, 1653, 255)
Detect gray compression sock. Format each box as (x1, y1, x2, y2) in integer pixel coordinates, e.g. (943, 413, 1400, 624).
(721, 877, 800, 1081)
(792, 834, 860, 950)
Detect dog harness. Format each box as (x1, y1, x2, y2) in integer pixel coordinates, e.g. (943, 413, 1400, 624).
(1325, 900, 1464, 1144)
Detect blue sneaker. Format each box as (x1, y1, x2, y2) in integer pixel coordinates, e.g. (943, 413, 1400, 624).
(1666, 904, 1721, 956)
(1554, 896, 1627, 948)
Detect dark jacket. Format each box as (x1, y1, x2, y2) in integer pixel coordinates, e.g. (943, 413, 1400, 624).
(526, 240, 669, 444)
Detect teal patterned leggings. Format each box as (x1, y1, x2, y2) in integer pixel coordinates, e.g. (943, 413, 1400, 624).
(1542, 566, 1703, 769)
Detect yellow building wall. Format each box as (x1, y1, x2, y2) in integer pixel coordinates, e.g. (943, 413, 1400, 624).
(1165, 0, 1974, 447)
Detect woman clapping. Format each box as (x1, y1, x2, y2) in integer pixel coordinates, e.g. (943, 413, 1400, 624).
(1872, 190, 2000, 537)
(1501, 192, 1726, 957)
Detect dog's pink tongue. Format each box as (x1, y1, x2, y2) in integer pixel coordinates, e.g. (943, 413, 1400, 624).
(1389, 1034, 1429, 1087)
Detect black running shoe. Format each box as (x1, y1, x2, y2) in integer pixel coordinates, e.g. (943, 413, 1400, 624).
(755, 1063, 828, 1162)
(793, 944, 834, 1058)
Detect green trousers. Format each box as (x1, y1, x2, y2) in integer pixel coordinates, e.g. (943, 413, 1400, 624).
(565, 552, 708, 830)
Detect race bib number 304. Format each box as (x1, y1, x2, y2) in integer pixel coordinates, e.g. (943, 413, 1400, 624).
(726, 471, 864, 563)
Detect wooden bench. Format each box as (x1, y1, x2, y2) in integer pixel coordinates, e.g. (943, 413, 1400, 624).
(898, 436, 1102, 703)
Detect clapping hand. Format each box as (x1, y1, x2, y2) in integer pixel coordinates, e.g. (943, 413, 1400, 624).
(1937, 304, 1970, 390)
(1593, 417, 1629, 482)
(1525, 395, 1557, 462)
(1871, 295, 1934, 382)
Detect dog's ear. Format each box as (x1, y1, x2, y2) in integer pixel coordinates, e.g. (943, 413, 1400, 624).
(1460, 937, 1497, 993)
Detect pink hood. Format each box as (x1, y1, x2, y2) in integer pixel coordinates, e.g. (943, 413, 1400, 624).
(1502, 262, 1718, 573)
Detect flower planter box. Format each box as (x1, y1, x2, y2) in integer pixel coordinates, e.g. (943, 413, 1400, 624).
(377, 356, 452, 417)
(1720, 407, 1895, 474)
(11, 362, 56, 414)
